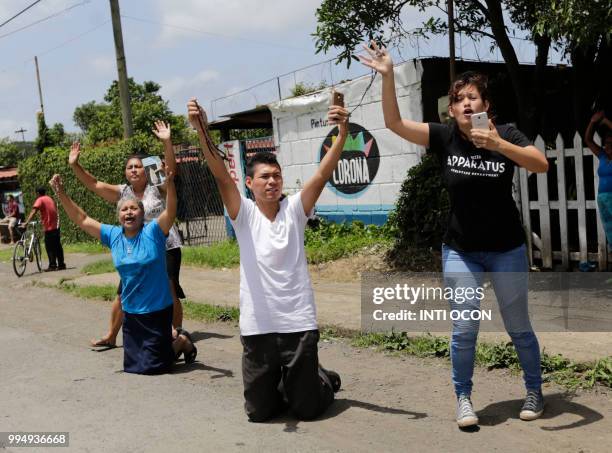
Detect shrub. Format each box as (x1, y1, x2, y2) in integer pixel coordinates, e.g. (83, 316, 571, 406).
(386, 153, 449, 267)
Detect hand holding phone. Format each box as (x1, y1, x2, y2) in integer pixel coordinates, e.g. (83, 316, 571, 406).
(331, 90, 344, 108)
(470, 112, 489, 130)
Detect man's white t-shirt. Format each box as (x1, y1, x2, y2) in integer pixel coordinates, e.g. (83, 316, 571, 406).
(230, 192, 317, 336)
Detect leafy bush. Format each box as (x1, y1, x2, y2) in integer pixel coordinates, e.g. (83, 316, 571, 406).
(304, 219, 394, 263)
(290, 81, 328, 97)
(386, 153, 449, 267)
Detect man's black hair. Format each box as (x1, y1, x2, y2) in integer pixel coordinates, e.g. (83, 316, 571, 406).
(36, 187, 46, 196)
(246, 152, 281, 178)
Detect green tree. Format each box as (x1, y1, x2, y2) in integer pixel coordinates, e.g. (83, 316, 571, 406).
(34, 111, 51, 153)
(0, 138, 21, 167)
(529, 0, 611, 133)
(48, 123, 68, 147)
(73, 78, 191, 145)
(314, 0, 610, 137)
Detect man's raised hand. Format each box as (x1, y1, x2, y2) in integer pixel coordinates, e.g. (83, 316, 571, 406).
(68, 142, 81, 166)
(187, 98, 208, 132)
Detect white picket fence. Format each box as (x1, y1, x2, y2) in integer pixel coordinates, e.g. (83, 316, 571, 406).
(514, 132, 610, 270)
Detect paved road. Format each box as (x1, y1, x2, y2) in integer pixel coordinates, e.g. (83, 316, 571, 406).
(1, 258, 612, 452)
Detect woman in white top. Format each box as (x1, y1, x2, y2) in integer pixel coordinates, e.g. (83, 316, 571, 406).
(69, 121, 186, 349)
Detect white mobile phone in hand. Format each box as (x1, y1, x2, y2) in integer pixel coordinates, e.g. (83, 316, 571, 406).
(471, 112, 489, 130)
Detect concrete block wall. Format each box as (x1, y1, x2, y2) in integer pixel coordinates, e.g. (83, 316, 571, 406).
(269, 60, 426, 225)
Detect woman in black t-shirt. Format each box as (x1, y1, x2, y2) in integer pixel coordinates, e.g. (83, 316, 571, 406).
(360, 41, 549, 428)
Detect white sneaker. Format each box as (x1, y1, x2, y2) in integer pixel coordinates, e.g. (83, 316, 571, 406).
(456, 394, 479, 427)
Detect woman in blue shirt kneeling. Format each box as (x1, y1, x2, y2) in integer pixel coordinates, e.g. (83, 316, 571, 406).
(49, 171, 197, 374)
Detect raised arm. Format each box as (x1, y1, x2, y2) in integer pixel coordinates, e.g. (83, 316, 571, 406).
(187, 98, 241, 219)
(49, 174, 101, 240)
(359, 41, 429, 147)
(157, 171, 176, 235)
(301, 106, 349, 215)
(68, 142, 121, 203)
(585, 111, 606, 156)
(152, 121, 177, 193)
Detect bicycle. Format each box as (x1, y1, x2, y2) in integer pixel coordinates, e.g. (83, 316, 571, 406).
(12, 221, 42, 277)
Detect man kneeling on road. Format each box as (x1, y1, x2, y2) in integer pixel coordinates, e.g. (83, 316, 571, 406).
(188, 97, 348, 422)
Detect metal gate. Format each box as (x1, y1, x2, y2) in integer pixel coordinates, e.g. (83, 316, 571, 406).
(175, 145, 228, 246)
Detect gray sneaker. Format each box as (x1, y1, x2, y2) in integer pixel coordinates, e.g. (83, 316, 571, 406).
(520, 390, 544, 421)
(456, 394, 479, 427)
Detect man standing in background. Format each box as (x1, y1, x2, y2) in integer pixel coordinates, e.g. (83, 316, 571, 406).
(24, 187, 66, 271)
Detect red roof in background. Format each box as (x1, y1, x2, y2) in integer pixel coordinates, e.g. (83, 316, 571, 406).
(0, 167, 18, 181)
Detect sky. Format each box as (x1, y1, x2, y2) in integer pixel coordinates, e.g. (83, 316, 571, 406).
(0, 0, 566, 141)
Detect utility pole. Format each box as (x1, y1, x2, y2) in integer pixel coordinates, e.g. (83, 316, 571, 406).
(34, 56, 45, 117)
(109, 0, 133, 138)
(447, 0, 456, 82)
(14, 128, 27, 143)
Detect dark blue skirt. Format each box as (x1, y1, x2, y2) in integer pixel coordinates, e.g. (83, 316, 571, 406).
(122, 304, 174, 375)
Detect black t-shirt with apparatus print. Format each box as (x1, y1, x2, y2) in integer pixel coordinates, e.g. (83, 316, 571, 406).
(428, 122, 531, 252)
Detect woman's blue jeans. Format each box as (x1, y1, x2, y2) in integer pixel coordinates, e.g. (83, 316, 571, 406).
(442, 243, 542, 397)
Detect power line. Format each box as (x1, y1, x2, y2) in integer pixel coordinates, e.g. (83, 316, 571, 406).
(120, 14, 313, 53)
(0, 19, 109, 74)
(0, 0, 91, 41)
(0, 0, 44, 29)
(37, 20, 109, 57)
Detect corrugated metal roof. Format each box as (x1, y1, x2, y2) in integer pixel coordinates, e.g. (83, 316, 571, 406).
(0, 167, 18, 180)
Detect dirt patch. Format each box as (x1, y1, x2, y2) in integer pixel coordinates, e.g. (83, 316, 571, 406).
(309, 243, 442, 282)
(309, 244, 392, 282)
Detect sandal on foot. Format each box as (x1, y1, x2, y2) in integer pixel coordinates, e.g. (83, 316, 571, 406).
(178, 329, 198, 364)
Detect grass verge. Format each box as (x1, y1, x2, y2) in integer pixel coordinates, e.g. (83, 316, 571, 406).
(321, 327, 612, 390)
(82, 259, 115, 275)
(181, 241, 240, 268)
(59, 282, 117, 301)
(182, 300, 239, 323)
(0, 247, 13, 262)
(64, 242, 107, 254)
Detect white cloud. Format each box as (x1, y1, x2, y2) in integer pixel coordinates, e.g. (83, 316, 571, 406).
(152, 0, 321, 43)
(159, 69, 220, 99)
(0, 71, 21, 89)
(87, 55, 115, 76)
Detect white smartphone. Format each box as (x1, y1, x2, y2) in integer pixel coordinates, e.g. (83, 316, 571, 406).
(471, 112, 489, 130)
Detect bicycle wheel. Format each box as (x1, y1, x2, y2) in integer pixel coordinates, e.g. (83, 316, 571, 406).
(33, 238, 42, 272)
(12, 241, 27, 277)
